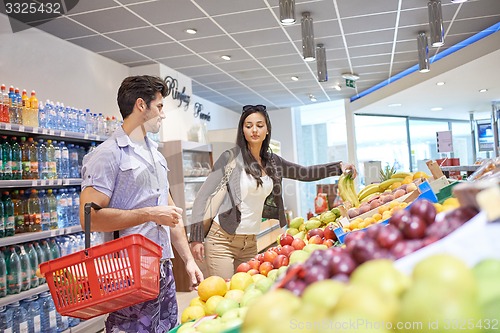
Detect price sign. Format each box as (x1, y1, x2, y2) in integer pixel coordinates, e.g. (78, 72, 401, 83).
(436, 130, 454, 153)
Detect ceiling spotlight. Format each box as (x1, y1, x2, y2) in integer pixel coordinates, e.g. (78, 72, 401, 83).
(316, 44, 328, 82)
(479, 88, 488, 93)
(301, 12, 315, 62)
(436, 81, 446, 86)
(291, 76, 299, 81)
(417, 31, 430, 73)
(333, 84, 341, 91)
(309, 94, 317, 102)
(279, 0, 296, 25)
(185, 28, 197, 35)
(388, 103, 402, 107)
(451, 0, 468, 3)
(431, 107, 443, 111)
(428, 0, 445, 47)
(220, 55, 231, 61)
(341, 73, 360, 81)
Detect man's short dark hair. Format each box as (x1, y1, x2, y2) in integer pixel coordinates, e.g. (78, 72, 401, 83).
(117, 75, 168, 119)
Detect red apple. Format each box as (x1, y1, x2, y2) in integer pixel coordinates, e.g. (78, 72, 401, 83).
(279, 233, 294, 247)
(247, 269, 260, 275)
(323, 223, 338, 241)
(259, 261, 274, 276)
(307, 228, 324, 240)
(272, 254, 289, 269)
(255, 253, 265, 264)
(248, 258, 261, 270)
(263, 249, 279, 263)
(323, 239, 335, 248)
(236, 262, 251, 273)
(291, 238, 306, 250)
(308, 234, 323, 245)
(279, 245, 295, 257)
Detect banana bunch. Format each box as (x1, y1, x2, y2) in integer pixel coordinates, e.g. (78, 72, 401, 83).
(357, 183, 381, 202)
(358, 172, 415, 202)
(338, 171, 359, 207)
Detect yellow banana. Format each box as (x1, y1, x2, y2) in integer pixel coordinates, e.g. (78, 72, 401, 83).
(338, 172, 360, 207)
(378, 178, 404, 191)
(358, 183, 380, 201)
(391, 172, 413, 179)
(360, 192, 382, 203)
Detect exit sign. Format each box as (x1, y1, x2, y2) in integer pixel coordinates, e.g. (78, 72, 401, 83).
(346, 79, 356, 88)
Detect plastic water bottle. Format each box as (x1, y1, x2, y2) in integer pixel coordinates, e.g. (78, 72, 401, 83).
(0, 251, 6, 297)
(54, 140, 61, 179)
(68, 144, 78, 178)
(49, 239, 60, 260)
(37, 140, 48, 180)
(21, 295, 41, 333)
(6, 246, 22, 294)
(39, 190, 50, 231)
(2, 192, 14, 237)
(38, 101, 47, 129)
(1, 135, 12, 180)
(9, 301, 29, 333)
(39, 291, 57, 333)
(70, 188, 80, 226)
(33, 242, 46, 284)
(10, 137, 22, 180)
(56, 189, 68, 229)
(65, 190, 73, 226)
(17, 245, 31, 291)
(0, 199, 4, 238)
(46, 189, 58, 230)
(59, 142, 69, 179)
(0, 84, 10, 123)
(27, 189, 42, 232)
(0, 306, 12, 332)
(46, 140, 56, 180)
(24, 243, 39, 289)
(12, 190, 25, 234)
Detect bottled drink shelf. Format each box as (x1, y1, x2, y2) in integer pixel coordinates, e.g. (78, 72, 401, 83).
(0, 225, 82, 247)
(67, 315, 105, 333)
(0, 178, 82, 188)
(0, 122, 107, 143)
(0, 283, 48, 307)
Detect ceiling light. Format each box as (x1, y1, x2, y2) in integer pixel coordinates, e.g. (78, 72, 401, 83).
(279, 0, 296, 25)
(431, 107, 443, 111)
(185, 28, 197, 35)
(316, 44, 328, 82)
(479, 88, 488, 93)
(309, 94, 317, 102)
(291, 76, 299, 81)
(436, 81, 446, 86)
(333, 84, 341, 91)
(220, 55, 231, 61)
(301, 12, 315, 62)
(341, 73, 359, 81)
(451, 0, 468, 3)
(417, 31, 430, 73)
(428, 0, 445, 47)
(388, 103, 402, 107)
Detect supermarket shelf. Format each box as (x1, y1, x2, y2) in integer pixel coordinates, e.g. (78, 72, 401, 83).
(0, 122, 107, 143)
(0, 178, 82, 188)
(441, 165, 480, 172)
(69, 315, 105, 333)
(0, 283, 48, 307)
(0, 225, 83, 247)
(184, 176, 207, 183)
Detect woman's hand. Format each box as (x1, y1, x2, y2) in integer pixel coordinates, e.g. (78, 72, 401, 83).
(190, 242, 205, 262)
(341, 162, 358, 179)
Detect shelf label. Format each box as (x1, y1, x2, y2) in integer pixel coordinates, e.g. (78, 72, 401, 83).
(42, 128, 48, 134)
(19, 125, 25, 132)
(32, 180, 38, 186)
(63, 179, 69, 185)
(61, 131, 66, 137)
(48, 179, 54, 185)
(84, 134, 89, 139)
(40, 180, 46, 186)
(49, 130, 55, 135)
(5, 123, 11, 130)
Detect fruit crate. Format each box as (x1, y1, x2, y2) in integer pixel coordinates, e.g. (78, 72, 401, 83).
(435, 180, 462, 203)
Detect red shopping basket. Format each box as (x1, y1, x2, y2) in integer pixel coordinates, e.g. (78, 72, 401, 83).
(39, 202, 162, 320)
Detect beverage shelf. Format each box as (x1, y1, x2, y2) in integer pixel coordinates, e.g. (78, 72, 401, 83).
(0, 283, 48, 307)
(0, 178, 82, 188)
(0, 122, 107, 143)
(0, 225, 82, 247)
(67, 315, 105, 333)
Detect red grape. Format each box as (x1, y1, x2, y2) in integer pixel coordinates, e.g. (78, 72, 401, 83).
(409, 199, 437, 225)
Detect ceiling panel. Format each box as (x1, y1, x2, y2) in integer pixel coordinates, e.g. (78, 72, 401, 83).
(133, 42, 191, 59)
(70, 35, 123, 53)
(128, 0, 204, 25)
(181, 35, 240, 53)
(104, 27, 172, 48)
(232, 28, 289, 48)
(156, 18, 225, 41)
(71, 7, 147, 33)
(37, 17, 95, 39)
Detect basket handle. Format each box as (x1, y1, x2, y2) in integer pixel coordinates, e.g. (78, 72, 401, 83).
(84, 202, 102, 249)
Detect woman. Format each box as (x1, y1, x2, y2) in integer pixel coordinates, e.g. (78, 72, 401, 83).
(189, 104, 357, 279)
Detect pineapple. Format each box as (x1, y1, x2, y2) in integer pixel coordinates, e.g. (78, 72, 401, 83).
(379, 164, 396, 181)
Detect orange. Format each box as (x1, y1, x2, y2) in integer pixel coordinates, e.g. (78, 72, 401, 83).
(198, 275, 228, 301)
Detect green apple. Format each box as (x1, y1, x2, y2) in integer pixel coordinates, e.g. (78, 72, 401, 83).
(277, 265, 288, 277)
(224, 289, 244, 305)
(302, 279, 346, 311)
(196, 318, 225, 333)
(350, 259, 410, 297)
(177, 322, 196, 333)
(473, 259, 500, 305)
(266, 269, 279, 281)
(255, 277, 274, 293)
(286, 228, 299, 236)
(240, 288, 263, 307)
(215, 298, 239, 317)
(288, 250, 310, 264)
(482, 297, 500, 333)
(303, 244, 327, 253)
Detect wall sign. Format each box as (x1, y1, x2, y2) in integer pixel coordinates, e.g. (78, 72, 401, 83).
(164, 75, 191, 110)
(194, 102, 211, 121)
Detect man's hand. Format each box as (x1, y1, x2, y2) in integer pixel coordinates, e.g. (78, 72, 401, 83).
(185, 259, 204, 291)
(148, 206, 183, 227)
(190, 242, 205, 262)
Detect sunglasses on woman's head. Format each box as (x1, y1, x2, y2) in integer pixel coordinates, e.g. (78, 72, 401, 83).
(242, 104, 266, 112)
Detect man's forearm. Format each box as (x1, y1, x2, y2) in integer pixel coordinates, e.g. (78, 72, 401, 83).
(170, 220, 196, 264)
(81, 207, 150, 232)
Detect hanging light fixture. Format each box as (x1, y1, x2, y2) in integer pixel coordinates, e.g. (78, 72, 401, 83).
(428, 0, 445, 47)
(279, 0, 295, 25)
(316, 44, 328, 82)
(417, 32, 430, 73)
(301, 12, 315, 61)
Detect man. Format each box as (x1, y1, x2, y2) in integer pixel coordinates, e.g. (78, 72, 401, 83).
(80, 75, 203, 332)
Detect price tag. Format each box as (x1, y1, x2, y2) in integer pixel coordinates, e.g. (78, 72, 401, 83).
(56, 179, 63, 185)
(63, 179, 69, 185)
(84, 134, 89, 139)
(32, 180, 38, 186)
(49, 130, 55, 135)
(42, 128, 48, 134)
(48, 179, 54, 185)
(61, 131, 66, 137)
(40, 180, 46, 186)
(19, 125, 25, 132)
(5, 123, 11, 130)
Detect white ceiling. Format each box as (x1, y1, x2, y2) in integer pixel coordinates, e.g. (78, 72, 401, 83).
(3, 0, 500, 118)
